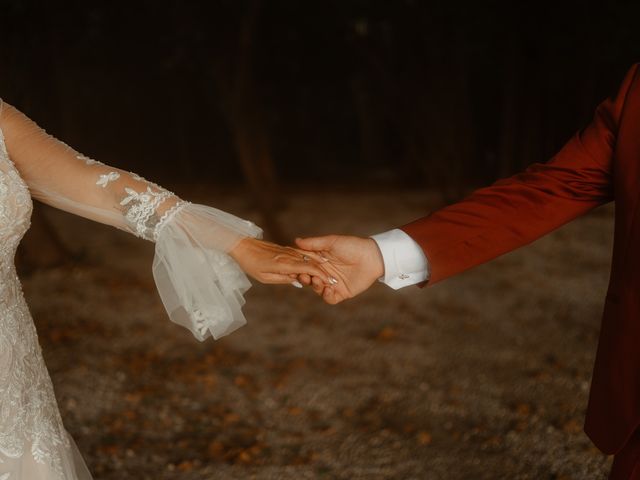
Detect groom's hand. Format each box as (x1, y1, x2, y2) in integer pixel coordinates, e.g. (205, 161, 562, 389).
(295, 235, 384, 304)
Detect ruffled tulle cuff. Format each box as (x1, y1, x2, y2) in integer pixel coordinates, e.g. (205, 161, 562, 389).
(151, 202, 262, 341)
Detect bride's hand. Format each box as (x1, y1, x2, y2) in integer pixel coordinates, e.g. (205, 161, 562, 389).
(229, 237, 335, 287)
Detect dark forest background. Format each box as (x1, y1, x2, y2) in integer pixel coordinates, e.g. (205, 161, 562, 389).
(1, 0, 639, 201)
(2, 3, 633, 478)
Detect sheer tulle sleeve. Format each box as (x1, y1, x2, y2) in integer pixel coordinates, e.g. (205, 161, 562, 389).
(0, 100, 262, 341)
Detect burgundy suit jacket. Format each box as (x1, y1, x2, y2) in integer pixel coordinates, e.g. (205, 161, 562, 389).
(401, 64, 640, 454)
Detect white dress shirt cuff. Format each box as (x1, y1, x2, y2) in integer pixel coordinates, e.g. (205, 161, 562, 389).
(370, 229, 430, 290)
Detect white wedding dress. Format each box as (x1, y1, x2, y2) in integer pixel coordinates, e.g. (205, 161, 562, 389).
(0, 100, 262, 479)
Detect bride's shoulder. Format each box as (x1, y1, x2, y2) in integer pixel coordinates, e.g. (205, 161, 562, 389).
(0, 98, 11, 124)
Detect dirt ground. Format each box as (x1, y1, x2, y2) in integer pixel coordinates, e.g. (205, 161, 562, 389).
(20, 189, 615, 480)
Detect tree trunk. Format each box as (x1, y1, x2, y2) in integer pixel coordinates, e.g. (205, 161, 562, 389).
(228, 0, 285, 243)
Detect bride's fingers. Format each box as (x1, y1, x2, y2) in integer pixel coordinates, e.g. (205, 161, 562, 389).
(287, 250, 332, 274)
(260, 272, 304, 286)
(284, 247, 332, 269)
(297, 273, 312, 286)
(291, 248, 328, 263)
(276, 258, 335, 285)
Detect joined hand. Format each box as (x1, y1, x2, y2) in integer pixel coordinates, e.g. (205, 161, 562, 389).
(294, 235, 384, 304)
(229, 237, 334, 287)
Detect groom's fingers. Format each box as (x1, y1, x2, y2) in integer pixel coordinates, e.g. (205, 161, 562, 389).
(297, 273, 312, 286)
(322, 287, 341, 305)
(295, 236, 336, 253)
(311, 276, 325, 295)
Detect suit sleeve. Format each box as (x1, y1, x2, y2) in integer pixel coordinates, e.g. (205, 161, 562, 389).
(401, 64, 639, 285)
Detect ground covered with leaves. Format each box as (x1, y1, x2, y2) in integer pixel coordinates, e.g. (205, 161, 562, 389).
(22, 190, 614, 479)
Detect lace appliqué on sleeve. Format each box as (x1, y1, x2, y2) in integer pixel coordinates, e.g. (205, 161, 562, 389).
(120, 186, 175, 240)
(96, 172, 120, 188)
(76, 153, 102, 166)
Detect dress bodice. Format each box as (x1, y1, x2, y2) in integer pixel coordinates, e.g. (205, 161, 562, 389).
(0, 128, 74, 480)
(0, 128, 32, 261)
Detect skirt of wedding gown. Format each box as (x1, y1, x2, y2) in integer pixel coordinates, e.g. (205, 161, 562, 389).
(0, 431, 92, 480)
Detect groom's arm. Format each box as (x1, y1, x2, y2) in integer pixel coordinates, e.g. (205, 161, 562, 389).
(400, 63, 638, 285)
(297, 63, 638, 303)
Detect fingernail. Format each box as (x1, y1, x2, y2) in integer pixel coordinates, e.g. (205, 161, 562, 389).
(329, 277, 338, 285)
(291, 281, 303, 288)
(320, 256, 329, 262)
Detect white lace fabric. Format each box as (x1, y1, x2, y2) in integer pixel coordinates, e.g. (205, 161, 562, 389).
(0, 100, 261, 479)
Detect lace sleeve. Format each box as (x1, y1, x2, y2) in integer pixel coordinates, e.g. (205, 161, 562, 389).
(0, 101, 262, 340)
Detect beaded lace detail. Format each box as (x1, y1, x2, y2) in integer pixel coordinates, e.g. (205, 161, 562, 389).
(77, 152, 178, 242)
(0, 129, 70, 479)
(120, 186, 174, 240)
